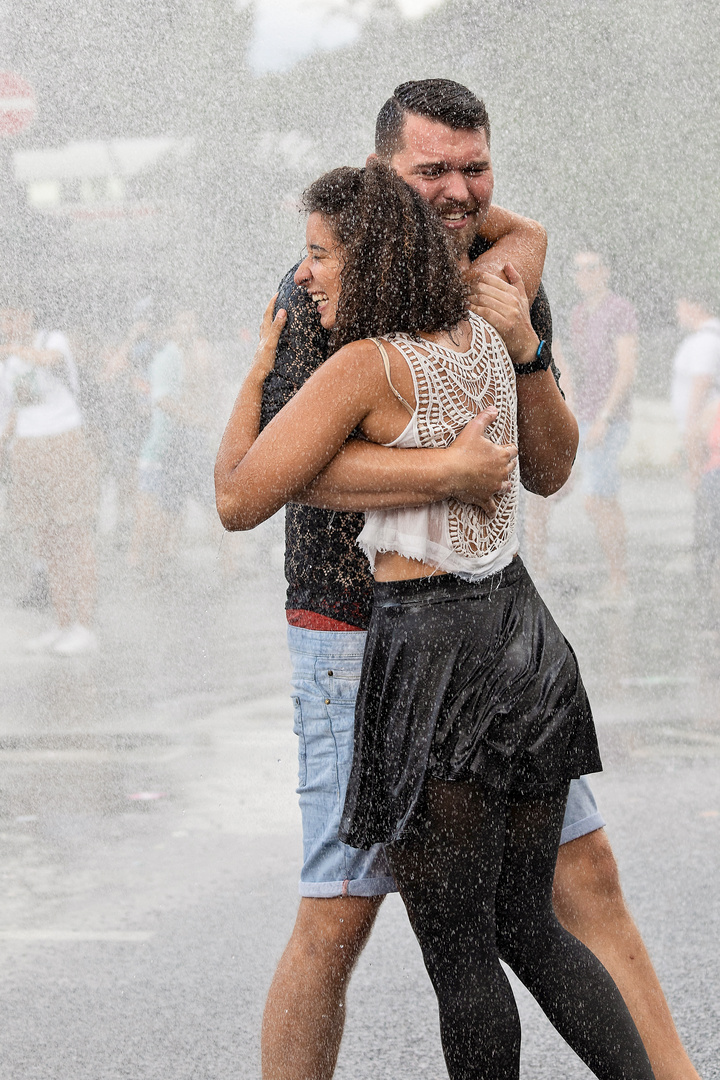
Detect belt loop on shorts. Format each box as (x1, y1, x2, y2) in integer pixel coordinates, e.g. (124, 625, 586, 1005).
(341, 879, 349, 897)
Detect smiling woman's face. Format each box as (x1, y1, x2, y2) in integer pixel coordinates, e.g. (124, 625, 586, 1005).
(293, 212, 343, 329)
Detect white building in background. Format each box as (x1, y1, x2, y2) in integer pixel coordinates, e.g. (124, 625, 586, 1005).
(14, 137, 194, 218)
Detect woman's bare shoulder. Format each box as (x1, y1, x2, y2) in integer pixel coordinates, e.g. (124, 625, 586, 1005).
(326, 338, 385, 364)
(320, 338, 389, 381)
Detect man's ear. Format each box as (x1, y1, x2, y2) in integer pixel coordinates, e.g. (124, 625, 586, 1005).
(365, 153, 378, 166)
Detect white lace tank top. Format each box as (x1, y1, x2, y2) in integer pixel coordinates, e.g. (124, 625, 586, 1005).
(357, 312, 519, 581)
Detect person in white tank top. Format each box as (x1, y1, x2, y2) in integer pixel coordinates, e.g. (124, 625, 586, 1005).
(357, 313, 519, 581)
(215, 162, 657, 1080)
(0, 302, 100, 655)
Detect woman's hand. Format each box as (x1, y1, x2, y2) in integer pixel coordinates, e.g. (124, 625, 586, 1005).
(250, 295, 287, 381)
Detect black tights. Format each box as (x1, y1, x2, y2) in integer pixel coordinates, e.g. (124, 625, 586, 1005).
(386, 780, 655, 1080)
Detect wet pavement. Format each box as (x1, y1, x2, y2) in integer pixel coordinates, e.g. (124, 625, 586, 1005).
(0, 474, 718, 1079)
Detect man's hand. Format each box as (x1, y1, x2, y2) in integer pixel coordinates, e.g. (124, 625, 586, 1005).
(444, 407, 518, 516)
(465, 262, 539, 365)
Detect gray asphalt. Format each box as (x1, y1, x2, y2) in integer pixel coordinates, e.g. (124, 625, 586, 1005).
(0, 476, 717, 1079)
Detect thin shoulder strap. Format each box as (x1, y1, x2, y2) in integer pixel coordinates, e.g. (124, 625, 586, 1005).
(370, 338, 415, 416)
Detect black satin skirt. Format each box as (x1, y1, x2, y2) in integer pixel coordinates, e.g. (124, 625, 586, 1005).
(339, 558, 602, 849)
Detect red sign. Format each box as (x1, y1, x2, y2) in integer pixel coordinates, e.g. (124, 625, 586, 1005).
(0, 72, 35, 136)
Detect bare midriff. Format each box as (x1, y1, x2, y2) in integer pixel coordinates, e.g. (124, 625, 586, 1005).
(374, 549, 518, 581)
(373, 550, 448, 582)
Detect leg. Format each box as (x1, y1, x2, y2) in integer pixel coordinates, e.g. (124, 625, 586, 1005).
(581, 421, 630, 594)
(127, 490, 155, 571)
(554, 830, 701, 1080)
(496, 789, 655, 1080)
(693, 470, 720, 628)
(128, 490, 177, 580)
(387, 780, 521, 1079)
(261, 895, 382, 1080)
(264, 627, 392, 1079)
(585, 494, 628, 592)
(62, 523, 97, 627)
(42, 522, 74, 629)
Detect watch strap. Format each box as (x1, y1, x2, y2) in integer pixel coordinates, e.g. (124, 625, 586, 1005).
(512, 339, 552, 375)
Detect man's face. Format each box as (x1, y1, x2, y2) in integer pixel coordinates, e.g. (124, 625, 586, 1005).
(573, 252, 609, 299)
(388, 113, 494, 256)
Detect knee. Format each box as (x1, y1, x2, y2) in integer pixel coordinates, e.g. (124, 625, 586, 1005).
(553, 829, 625, 927)
(289, 896, 381, 972)
(495, 897, 553, 973)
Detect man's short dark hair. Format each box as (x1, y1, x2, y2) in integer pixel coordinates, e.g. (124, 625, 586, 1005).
(375, 79, 490, 160)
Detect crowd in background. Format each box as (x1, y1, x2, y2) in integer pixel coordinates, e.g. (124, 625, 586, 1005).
(1, 251, 719, 658)
(0, 291, 239, 655)
(502, 250, 720, 626)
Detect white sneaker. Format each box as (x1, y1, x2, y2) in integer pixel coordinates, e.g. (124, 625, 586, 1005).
(25, 626, 64, 653)
(53, 624, 99, 656)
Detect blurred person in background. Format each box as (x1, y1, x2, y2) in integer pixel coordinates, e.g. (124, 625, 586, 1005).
(100, 299, 156, 547)
(670, 294, 720, 631)
(670, 294, 720, 478)
(128, 306, 216, 581)
(694, 400, 720, 633)
(570, 250, 638, 602)
(0, 294, 100, 655)
(69, 325, 113, 469)
(0, 340, 50, 610)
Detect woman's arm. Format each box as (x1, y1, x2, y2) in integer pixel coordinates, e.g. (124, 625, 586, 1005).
(297, 413, 515, 517)
(215, 337, 387, 531)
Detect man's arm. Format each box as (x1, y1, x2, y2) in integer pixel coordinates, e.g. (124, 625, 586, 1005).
(470, 264, 579, 496)
(259, 268, 328, 431)
(215, 298, 288, 524)
(469, 205, 547, 303)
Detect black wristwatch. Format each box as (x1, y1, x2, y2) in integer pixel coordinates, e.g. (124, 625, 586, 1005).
(512, 339, 552, 375)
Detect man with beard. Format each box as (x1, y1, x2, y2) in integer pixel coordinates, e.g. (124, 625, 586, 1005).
(251, 80, 699, 1080)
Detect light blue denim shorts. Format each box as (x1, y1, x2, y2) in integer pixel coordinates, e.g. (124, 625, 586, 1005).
(579, 419, 630, 499)
(288, 625, 395, 897)
(288, 625, 605, 897)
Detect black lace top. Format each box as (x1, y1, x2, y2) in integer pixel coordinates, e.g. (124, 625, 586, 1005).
(260, 244, 556, 630)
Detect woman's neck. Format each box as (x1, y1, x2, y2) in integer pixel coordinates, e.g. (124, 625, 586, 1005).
(420, 319, 471, 352)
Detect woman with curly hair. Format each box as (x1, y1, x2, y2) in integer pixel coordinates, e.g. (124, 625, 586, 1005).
(215, 162, 654, 1080)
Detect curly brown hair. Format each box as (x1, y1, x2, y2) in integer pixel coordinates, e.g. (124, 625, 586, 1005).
(301, 160, 467, 351)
